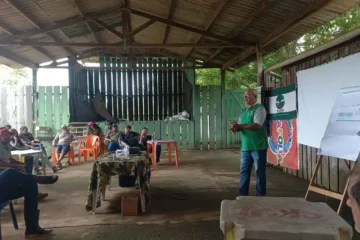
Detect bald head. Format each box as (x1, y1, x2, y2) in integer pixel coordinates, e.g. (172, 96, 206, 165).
(244, 88, 258, 107)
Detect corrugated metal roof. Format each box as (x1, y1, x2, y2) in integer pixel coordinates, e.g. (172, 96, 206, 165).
(0, 0, 358, 69)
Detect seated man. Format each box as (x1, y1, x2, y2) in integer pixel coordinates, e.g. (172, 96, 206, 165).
(104, 121, 113, 137)
(52, 125, 75, 169)
(347, 163, 360, 233)
(120, 125, 140, 148)
(5, 124, 11, 131)
(8, 129, 58, 200)
(0, 127, 52, 238)
(105, 124, 121, 152)
(87, 121, 102, 136)
(139, 127, 161, 163)
(18, 126, 59, 173)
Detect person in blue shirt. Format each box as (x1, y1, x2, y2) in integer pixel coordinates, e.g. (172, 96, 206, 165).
(139, 127, 161, 163)
(120, 125, 140, 148)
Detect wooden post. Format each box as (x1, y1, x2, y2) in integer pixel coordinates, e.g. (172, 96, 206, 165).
(32, 69, 37, 133)
(256, 44, 263, 86)
(221, 70, 227, 149)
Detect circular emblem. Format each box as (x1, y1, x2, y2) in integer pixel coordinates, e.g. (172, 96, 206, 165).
(276, 94, 285, 109)
(268, 120, 293, 165)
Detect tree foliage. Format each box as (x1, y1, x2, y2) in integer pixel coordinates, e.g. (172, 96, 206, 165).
(0, 65, 29, 86)
(196, 5, 360, 89)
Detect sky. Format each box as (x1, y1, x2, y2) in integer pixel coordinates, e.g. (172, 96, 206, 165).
(37, 68, 69, 86)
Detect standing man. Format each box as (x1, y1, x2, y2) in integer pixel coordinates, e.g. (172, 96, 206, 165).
(230, 88, 268, 197)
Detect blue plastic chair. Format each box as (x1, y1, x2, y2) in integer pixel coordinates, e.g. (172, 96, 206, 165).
(0, 201, 18, 240)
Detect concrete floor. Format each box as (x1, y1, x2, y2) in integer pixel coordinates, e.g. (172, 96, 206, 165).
(1, 150, 359, 239)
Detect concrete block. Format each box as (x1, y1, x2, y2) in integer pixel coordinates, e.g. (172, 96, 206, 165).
(121, 195, 139, 216)
(220, 197, 352, 240)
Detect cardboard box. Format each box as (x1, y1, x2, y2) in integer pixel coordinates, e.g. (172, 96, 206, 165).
(121, 195, 139, 216)
(220, 197, 353, 240)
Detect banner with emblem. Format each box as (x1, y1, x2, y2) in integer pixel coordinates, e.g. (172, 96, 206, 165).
(267, 119, 299, 170)
(266, 84, 297, 120)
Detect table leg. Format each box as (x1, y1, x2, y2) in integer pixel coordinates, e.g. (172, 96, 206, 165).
(139, 186, 146, 213)
(137, 171, 146, 213)
(39, 154, 46, 176)
(146, 143, 151, 157)
(92, 168, 101, 214)
(167, 143, 172, 164)
(152, 142, 156, 171)
(174, 142, 179, 168)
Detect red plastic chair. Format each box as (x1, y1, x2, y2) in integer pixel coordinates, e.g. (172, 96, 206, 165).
(52, 143, 75, 164)
(78, 135, 100, 161)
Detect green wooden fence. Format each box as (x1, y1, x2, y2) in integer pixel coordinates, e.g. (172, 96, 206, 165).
(37, 86, 69, 151)
(196, 85, 225, 150)
(225, 89, 246, 148)
(36, 86, 246, 151)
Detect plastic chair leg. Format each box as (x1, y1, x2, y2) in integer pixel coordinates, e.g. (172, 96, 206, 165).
(9, 202, 18, 230)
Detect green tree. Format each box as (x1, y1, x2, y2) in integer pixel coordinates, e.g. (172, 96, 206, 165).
(0, 65, 29, 86)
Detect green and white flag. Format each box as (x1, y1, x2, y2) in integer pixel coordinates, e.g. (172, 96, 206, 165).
(266, 84, 297, 120)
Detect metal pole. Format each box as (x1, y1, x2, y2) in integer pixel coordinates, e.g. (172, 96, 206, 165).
(32, 68, 37, 133)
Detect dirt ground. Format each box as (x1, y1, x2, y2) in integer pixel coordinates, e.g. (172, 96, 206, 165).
(1, 150, 359, 239)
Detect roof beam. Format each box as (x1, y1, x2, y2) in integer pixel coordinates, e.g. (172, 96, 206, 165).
(222, 0, 332, 70)
(0, 40, 244, 48)
(0, 47, 37, 68)
(127, 7, 252, 46)
(184, 0, 228, 59)
(128, 19, 156, 37)
(3, 0, 77, 57)
(91, 19, 124, 40)
(39, 65, 219, 70)
(206, 0, 273, 64)
(0, 19, 54, 61)
(0, 16, 85, 42)
(122, 10, 130, 47)
(162, 0, 176, 44)
(0, 5, 125, 42)
(71, 0, 102, 43)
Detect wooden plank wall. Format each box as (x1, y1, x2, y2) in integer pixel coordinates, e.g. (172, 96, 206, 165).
(198, 85, 226, 150)
(98, 121, 194, 150)
(263, 36, 360, 194)
(225, 89, 246, 148)
(37, 86, 69, 132)
(86, 57, 185, 121)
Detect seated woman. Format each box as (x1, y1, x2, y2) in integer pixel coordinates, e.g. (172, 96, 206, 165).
(11, 128, 59, 174)
(139, 127, 161, 163)
(87, 121, 103, 136)
(52, 125, 75, 169)
(105, 124, 121, 151)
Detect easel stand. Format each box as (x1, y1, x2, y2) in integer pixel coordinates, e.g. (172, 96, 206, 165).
(305, 155, 355, 215)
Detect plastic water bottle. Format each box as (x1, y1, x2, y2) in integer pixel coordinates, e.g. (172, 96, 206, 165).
(152, 132, 155, 141)
(124, 146, 129, 157)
